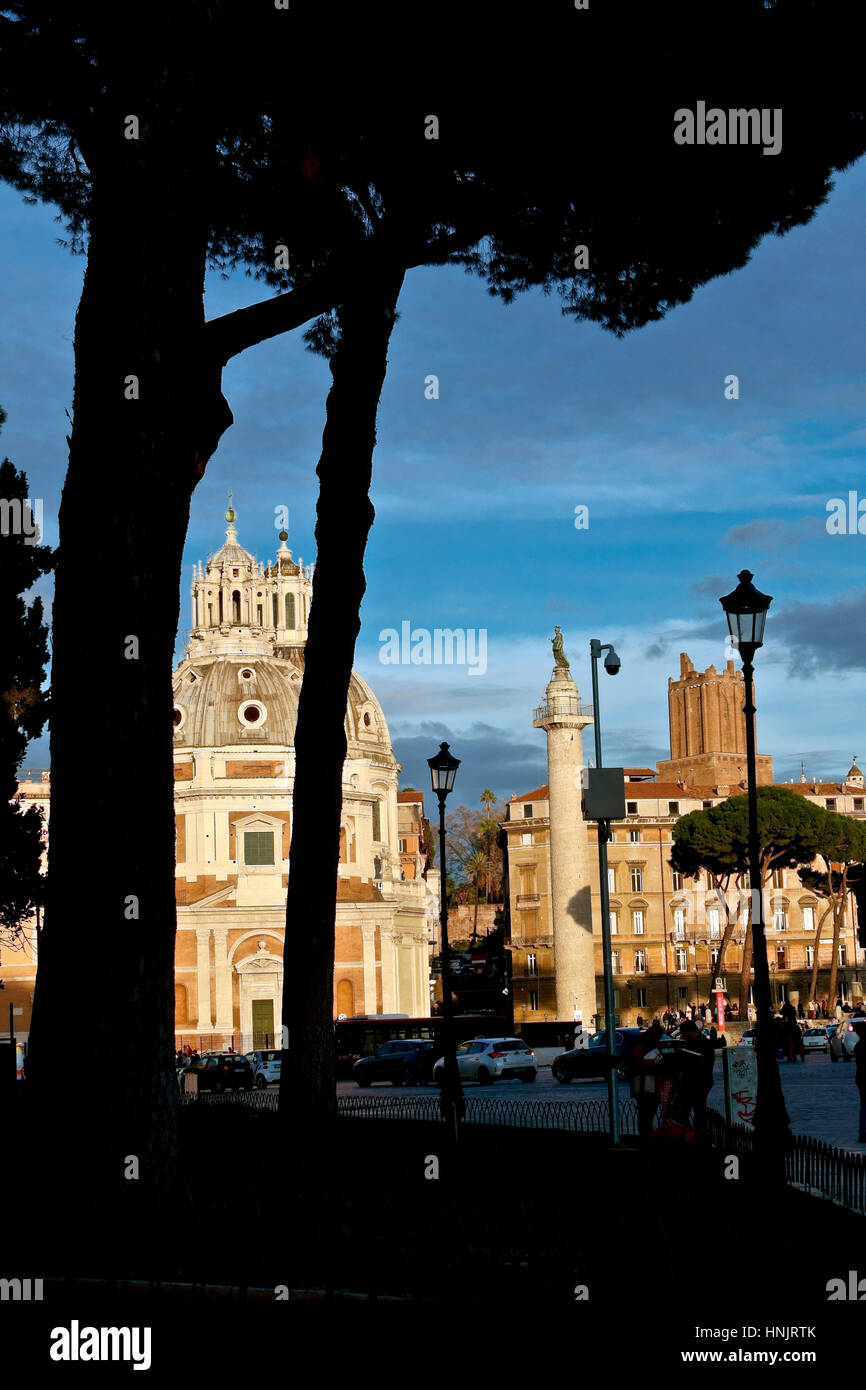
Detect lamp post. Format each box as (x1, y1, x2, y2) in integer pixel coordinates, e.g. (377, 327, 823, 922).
(589, 638, 623, 1145)
(427, 741, 465, 1138)
(720, 570, 791, 1173)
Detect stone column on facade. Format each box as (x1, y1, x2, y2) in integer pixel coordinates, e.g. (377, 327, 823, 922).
(379, 928, 398, 1012)
(398, 933, 417, 1016)
(194, 927, 212, 1031)
(361, 923, 378, 1014)
(533, 664, 596, 1024)
(212, 927, 234, 1037)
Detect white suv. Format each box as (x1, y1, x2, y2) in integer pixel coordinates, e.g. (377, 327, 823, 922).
(829, 1014, 866, 1062)
(432, 1037, 537, 1085)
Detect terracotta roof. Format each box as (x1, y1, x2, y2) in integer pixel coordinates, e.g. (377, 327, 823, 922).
(624, 782, 723, 800)
(623, 767, 657, 777)
(784, 782, 847, 797)
(510, 785, 549, 802)
(397, 789, 425, 802)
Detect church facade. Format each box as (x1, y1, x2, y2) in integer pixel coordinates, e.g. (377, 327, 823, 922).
(172, 504, 435, 1048)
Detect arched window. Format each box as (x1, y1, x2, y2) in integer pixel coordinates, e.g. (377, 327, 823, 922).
(285, 591, 295, 629)
(372, 800, 382, 842)
(175, 984, 188, 1025)
(232, 590, 241, 623)
(336, 979, 355, 1017)
(272, 594, 279, 628)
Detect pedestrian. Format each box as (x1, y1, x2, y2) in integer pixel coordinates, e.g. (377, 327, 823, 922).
(677, 1018, 715, 1136)
(797, 1001, 805, 1021)
(629, 1020, 665, 1139)
(851, 1021, 866, 1142)
(636, 1014, 645, 1029)
(835, 997, 845, 1021)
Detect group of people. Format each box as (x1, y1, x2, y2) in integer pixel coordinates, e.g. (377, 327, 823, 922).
(627, 1018, 716, 1141)
(175, 1048, 200, 1069)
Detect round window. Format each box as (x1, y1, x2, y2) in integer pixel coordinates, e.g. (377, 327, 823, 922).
(241, 669, 253, 679)
(363, 712, 371, 728)
(242, 704, 260, 722)
(238, 701, 267, 728)
(173, 707, 184, 728)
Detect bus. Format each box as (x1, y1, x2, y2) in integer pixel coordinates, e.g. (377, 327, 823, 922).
(335, 1013, 510, 1079)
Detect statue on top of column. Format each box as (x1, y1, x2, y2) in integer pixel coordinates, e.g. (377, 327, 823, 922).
(551, 626, 570, 670)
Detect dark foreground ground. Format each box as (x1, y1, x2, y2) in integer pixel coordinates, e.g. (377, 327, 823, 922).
(3, 1097, 865, 1371)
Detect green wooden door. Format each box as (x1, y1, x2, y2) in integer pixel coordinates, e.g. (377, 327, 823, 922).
(252, 999, 275, 1048)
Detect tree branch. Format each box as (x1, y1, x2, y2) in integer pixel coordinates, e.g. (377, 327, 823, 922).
(205, 224, 486, 367)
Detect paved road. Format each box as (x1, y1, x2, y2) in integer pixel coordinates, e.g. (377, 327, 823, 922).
(338, 1049, 866, 1152)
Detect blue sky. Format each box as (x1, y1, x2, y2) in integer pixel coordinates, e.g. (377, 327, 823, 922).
(4, 156, 866, 808)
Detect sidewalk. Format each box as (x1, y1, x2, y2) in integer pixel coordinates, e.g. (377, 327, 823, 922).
(708, 1049, 865, 1153)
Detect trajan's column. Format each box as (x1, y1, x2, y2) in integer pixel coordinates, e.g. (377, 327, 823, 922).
(533, 629, 596, 1025)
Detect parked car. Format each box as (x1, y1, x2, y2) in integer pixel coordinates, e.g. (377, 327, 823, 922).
(551, 1028, 675, 1083)
(179, 1051, 253, 1092)
(245, 1048, 282, 1089)
(830, 1012, 866, 1062)
(353, 1038, 435, 1087)
(737, 1029, 756, 1047)
(802, 1026, 831, 1053)
(432, 1037, 537, 1085)
(669, 1025, 727, 1048)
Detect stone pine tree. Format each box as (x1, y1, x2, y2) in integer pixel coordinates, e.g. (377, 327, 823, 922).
(672, 788, 827, 1018)
(0, 418, 52, 950)
(1, 1, 864, 1209)
(799, 814, 866, 1009)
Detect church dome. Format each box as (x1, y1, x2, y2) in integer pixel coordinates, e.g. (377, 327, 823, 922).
(173, 653, 301, 747)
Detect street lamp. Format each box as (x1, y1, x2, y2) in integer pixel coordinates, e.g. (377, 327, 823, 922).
(427, 741, 465, 1138)
(720, 569, 791, 1170)
(588, 638, 624, 1145)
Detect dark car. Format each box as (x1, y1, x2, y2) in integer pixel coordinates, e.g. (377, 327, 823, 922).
(180, 1051, 253, 1092)
(552, 1027, 675, 1084)
(353, 1038, 435, 1087)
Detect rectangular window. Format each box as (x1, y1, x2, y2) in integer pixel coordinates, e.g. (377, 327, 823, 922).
(609, 911, 618, 935)
(607, 866, 616, 892)
(636, 987, 647, 1007)
(776, 944, 786, 968)
(634, 949, 647, 974)
(628, 829, 641, 843)
(630, 867, 643, 893)
(528, 990, 539, 1011)
(774, 908, 787, 932)
(611, 950, 621, 973)
(839, 944, 848, 967)
(673, 907, 685, 939)
(668, 801, 680, 816)
(671, 871, 683, 891)
(523, 804, 533, 819)
(678, 986, 688, 1002)
(632, 910, 645, 935)
(772, 868, 784, 889)
(802, 905, 814, 932)
(805, 944, 815, 967)
(710, 948, 720, 969)
(676, 947, 688, 972)
(398, 838, 407, 853)
(702, 800, 713, 810)
(855, 798, 864, 812)
(626, 801, 638, 815)
(527, 951, 538, 977)
(778, 982, 789, 1003)
(707, 907, 720, 939)
(825, 798, 836, 811)
(521, 831, 533, 846)
(244, 830, 274, 866)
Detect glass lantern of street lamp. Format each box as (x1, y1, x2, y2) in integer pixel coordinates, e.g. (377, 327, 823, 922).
(427, 741, 461, 797)
(719, 569, 773, 658)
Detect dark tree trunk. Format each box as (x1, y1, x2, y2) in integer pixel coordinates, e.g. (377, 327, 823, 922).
(26, 132, 229, 1227)
(281, 265, 404, 1154)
